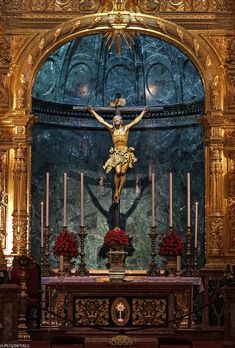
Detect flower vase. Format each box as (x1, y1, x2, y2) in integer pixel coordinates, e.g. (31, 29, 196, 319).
(166, 256, 177, 276)
(59, 255, 72, 276)
(108, 246, 127, 282)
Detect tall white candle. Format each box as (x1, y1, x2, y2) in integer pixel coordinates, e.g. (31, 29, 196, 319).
(195, 201, 199, 248)
(169, 172, 173, 227)
(63, 173, 67, 227)
(151, 173, 156, 226)
(80, 172, 84, 226)
(46, 172, 49, 226)
(187, 173, 191, 227)
(40, 201, 44, 248)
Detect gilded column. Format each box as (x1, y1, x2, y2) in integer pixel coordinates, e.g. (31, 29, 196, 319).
(12, 143, 28, 255)
(0, 151, 8, 250)
(205, 112, 225, 264)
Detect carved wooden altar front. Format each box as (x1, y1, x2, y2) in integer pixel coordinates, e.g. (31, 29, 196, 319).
(42, 277, 201, 334)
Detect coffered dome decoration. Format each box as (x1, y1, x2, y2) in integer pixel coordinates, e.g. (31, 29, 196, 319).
(33, 34, 204, 107)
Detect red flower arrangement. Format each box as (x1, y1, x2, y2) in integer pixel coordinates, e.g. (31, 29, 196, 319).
(53, 229, 78, 257)
(99, 227, 134, 259)
(159, 230, 184, 257)
(103, 227, 130, 249)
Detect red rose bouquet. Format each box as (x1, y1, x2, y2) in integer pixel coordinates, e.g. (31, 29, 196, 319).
(103, 227, 130, 249)
(53, 229, 78, 257)
(99, 227, 134, 259)
(159, 230, 184, 257)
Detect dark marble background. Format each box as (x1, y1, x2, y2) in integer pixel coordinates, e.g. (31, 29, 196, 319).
(31, 32, 205, 270)
(31, 122, 205, 270)
(33, 34, 204, 107)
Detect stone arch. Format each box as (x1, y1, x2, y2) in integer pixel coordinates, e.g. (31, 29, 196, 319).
(10, 13, 226, 114)
(6, 11, 228, 266)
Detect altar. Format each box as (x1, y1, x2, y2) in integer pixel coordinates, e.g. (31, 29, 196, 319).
(42, 276, 203, 335)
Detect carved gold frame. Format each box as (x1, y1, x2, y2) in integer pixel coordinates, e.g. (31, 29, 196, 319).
(0, 3, 234, 268)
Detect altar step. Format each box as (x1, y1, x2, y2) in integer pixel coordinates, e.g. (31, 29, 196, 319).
(30, 340, 224, 348)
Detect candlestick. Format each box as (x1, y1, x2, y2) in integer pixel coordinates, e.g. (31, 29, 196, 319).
(187, 173, 190, 227)
(40, 201, 44, 248)
(80, 172, 84, 227)
(63, 173, 67, 227)
(169, 172, 173, 228)
(151, 173, 155, 227)
(195, 201, 199, 248)
(46, 172, 49, 226)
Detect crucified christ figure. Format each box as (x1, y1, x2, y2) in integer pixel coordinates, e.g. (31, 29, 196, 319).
(87, 106, 148, 203)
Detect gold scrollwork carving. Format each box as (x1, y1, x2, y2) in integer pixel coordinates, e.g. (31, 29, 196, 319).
(16, 74, 27, 109)
(53, 27, 62, 43)
(228, 74, 235, 104)
(30, 0, 47, 11)
(161, 0, 187, 12)
(208, 37, 235, 67)
(74, 298, 109, 326)
(209, 215, 224, 255)
(70, 20, 81, 34)
(0, 36, 11, 64)
(192, 0, 209, 12)
(193, 39, 200, 57)
(51, 291, 67, 326)
(76, 0, 99, 12)
(210, 145, 223, 179)
(132, 298, 167, 326)
(12, 143, 28, 254)
(39, 38, 45, 56)
(156, 19, 167, 34)
(0, 151, 8, 250)
(3, 0, 28, 11)
(212, 0, 232, 12)
(0, 36, 29, 66)
(111, 297, 130, 326)
(176, 27, 184, 43)
(137, 0, 160, 13)
(174, 290, 190, 328)
(0, 74, 8, 103)
(227, 153, 235, 247)
(0, 129, 11, 141)
(211, 75, 220, 111)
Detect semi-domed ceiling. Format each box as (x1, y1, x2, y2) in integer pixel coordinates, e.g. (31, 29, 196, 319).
(33, 34, 204, 107)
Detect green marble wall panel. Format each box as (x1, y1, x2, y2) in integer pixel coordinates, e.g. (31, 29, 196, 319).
(31, 123, 204, 270)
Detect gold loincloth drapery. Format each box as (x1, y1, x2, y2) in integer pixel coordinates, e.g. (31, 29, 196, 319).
(103, 147, 137, 173)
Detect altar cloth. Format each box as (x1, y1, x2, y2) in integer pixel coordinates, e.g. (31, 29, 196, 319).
(42, 276, 203, 291)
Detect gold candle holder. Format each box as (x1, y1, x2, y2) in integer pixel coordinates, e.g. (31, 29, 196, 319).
(78, 226, 88, 277)
(41, 225, 51, 276)
(148, 225, 158, 277)
(184, 226, 192, 276)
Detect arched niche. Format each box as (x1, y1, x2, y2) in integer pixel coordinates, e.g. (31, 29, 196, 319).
(7, 13, 228, 268)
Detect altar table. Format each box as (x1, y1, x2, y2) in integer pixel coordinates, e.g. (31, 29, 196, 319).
(41, 276, 202, 333)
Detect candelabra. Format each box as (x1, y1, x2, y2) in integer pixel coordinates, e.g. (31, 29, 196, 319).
(184, 226, 192, 276)
(148, 226, 158, 277)
(78, 226, 89, 276)
(40, 225, 51, 276)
